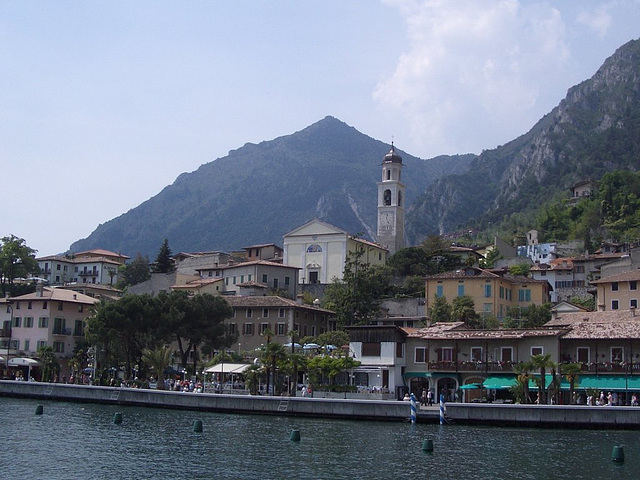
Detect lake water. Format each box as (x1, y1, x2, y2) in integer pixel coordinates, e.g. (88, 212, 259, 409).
(1, 397, 639, 480)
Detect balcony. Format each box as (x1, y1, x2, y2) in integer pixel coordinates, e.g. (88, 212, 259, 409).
(52, 327, 72, 336)
(426, 361, 515, 373)
(78, 271, 98, 277)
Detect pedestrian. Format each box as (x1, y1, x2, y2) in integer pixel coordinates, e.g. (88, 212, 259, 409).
(420, 388, 427, 405)
(427, 389, 433, 406)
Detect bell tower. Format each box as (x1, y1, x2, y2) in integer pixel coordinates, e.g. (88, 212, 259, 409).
(377, 144, 405, 255)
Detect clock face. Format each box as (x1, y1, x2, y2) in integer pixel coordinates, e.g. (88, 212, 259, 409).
(380, 212, 394, 226)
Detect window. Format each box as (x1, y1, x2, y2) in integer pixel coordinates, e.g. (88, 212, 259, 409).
(309, 271, 319, 284)
(415, 347, 427, 363)
(362, 342, 381, 357)
(37, 340, 48, 349)
(518, 289, 531, 302)
(43, 301, 47, 309)
(15, 302, 21, 310)
(248, 274, 252, 282)
(612, 282, 619, 291)
(631, 281, 638, 291)
(531, 346, 543, 356)
(53, 341, 65, 353)
(78, 304, 83, 313)
(260, 323, 270, 334)
(233, 276, 237, 285)
(484, 284, 492, 297)
(53, 317, 66, 335)
(457, 284, 465, 297)
(631, 299, 638, 309)
(246, 309, 253, 318)
(74, 320, 84, 337)
(436, 285, 443, 297)
(470, 347, 482, 363)
(262, 308, 269, 318)
(28, 302, 32, 310)
(243, 323, 254, 335)
(262, 274, 268, 283)
(228, 323, 237, 334)
(278, 308, 285, 318)
(13, 317, 21, 328)
(499, 286, 504, 299)
(612, 300, 619, 310)
(24, 340, 30, 351)
(440, 347, 454, 362)
(273, 278, 278, 289)
(500, 347, 513, 363)
(24, 317, 33, 328)
(57, 302, 63, 311)
(577, 347, 589, 363)
(396, 342, 404, 358)
(276, 323, 286, 336)
(38, 317, 49, 328)
(306, 244, 323, 253)
(284, 276, 290, 286)
(611, 347, 624, 363)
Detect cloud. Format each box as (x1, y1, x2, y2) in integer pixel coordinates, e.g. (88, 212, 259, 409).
(375, 0, 572, 157)
(577, 4, 612, 38)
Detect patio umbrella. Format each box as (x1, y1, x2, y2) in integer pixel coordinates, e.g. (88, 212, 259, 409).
(303, 343, 320, 350)
(284, 343, 302, 348)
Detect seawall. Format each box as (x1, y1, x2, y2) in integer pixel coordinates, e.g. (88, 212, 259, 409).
(3, 381, 640, 428)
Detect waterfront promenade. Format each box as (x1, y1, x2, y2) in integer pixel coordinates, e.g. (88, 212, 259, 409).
(3, 380, 640, 428)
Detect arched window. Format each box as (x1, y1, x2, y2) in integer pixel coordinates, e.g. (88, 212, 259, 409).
(398, 191, 403, 207)
(383, 189, 391, 206)
(387, 169, 391, 180)
(306, 244, 323, 253)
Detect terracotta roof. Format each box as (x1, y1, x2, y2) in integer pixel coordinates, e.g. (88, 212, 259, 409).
(74, 249, 130, 259)
(409, 323, 566, 340)
(171, 278, 223, 289)
(195, 260, 299, 271)
(4, 287, 98, 305)
(224, 295, 334, 314)
(426, 267, 498, 280)
(561, 320, 640, 340)
(546, 310, 640, 326)
(237, 281, 268, 288)
(591, 269, 640, 284)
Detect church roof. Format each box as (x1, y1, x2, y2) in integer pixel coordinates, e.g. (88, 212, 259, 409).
(383, 145, 402, 164)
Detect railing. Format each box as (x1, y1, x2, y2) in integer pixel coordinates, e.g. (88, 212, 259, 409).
(427, 361, 515, 372)
(52, 327, 72, 336)
(576, 362, 640, 373)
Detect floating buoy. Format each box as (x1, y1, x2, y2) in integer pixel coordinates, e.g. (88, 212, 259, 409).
(612, 445, 625, 462)
(422, 438, 434, 452)
(290, 430, 301, 442)
(113, 412, 123, 424)
(193, 419, 203, 433)
(35, 405, 43, 415)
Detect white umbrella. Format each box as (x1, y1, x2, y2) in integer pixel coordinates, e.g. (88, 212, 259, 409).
(284, 343, 302, 348)
(303, 343, 321, 350)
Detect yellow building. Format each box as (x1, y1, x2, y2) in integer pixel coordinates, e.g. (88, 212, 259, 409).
(591, 269, 640, 311)
(425, 267, 551, 323)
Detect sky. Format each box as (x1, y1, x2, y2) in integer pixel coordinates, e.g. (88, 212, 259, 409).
(2, 1, 639, 257)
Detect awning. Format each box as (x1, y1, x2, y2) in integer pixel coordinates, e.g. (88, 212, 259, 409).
(570, 374, 640, 391)
(459, 383, 482, 390)
(204, 363, 252, 374)
(403, 372, 431, 379)
(8, 358, 40, 367)
(482, 375, 517, 390)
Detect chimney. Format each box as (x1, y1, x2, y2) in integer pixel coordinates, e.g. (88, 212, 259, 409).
(35, 281, 43, 298)
(296, 294, 304, 305)
(73, 294, 77, 300)
(551, 310, 558, 320)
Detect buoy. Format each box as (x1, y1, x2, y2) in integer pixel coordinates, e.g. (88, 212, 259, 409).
(422, 438, 434, 452)
(290, 429, 301, 442)
(35, 405, 43, 415)
(193, 419, 203, 433)
(113, 412, 123, 424)
(612, 445, 625, 462)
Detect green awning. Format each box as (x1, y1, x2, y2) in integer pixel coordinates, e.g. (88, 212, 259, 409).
(403, 372, 431, 379)
(482, 375, 517, 390)
(459, 383, 482, 390)
(570, 375, 640, 391)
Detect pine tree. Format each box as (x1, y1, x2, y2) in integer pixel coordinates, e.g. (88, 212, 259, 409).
(153, 239, 174, 273)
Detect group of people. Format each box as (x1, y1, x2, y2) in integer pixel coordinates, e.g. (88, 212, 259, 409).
(584, 391, 639, 406)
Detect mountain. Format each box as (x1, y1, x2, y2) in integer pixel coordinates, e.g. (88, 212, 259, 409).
(407, 38, 640, 240)
(70, 116, 473, 256)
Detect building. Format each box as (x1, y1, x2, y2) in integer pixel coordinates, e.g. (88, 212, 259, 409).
(243, 244, 283, 263)
(591, 269, 640, 311)
(376, 145, 405, 255)
(1, 284, 98, 379)
(283, 219, 387, 285)
(223, 296, 334, 351)
(425, 266, 551, 323)
(196, 260, 300, 298)
(37, 249, 129, 286)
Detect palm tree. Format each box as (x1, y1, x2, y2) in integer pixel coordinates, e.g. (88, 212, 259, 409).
(561, 363, 582, 404)
(262, 342, 287, 395)
(142, 346, 173, 389)
(531, 354, 556, 405)
(244, 364, 263, 395)
(287, 329, 300, 396)
(286, 353, 308, 397)
(513, 360, 533, 404)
